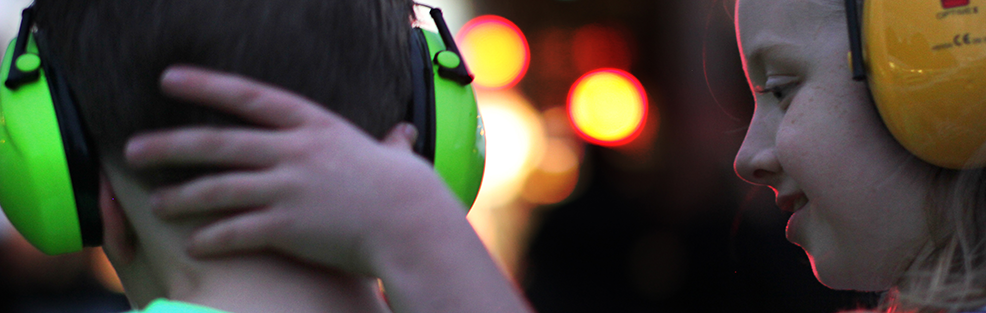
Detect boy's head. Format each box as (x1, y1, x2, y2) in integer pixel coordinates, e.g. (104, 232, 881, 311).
(34, 0, 414, 171)
(19, 0, 414, 306)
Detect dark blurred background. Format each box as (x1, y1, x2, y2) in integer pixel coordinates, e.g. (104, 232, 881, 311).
(0, 0, 879, 312)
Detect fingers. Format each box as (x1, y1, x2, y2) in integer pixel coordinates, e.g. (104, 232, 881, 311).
(126, 127, 281, 168)
(382, 123, 418, 152)
(151, 171, 287, 219)
(186, 212, 291, 257)
(160, 66, 339, 128)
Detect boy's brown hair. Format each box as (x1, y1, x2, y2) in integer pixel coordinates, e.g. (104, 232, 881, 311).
(32, 0, 414, 175)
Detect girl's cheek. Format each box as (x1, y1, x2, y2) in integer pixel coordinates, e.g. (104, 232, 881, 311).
(774, 125, 798, 166)
(774, 110, 817, 171)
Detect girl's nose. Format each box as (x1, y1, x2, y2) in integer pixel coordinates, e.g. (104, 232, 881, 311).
(734, 119, 783, 186)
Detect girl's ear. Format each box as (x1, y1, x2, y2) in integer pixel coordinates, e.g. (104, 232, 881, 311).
(99, 172, 135, 265)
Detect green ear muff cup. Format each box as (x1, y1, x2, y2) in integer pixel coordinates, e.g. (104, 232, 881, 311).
(1, 37, 84, 254)
(0, 31, 100, 255)
(406, 28, 486, 209)
(420, 30, 486, 209)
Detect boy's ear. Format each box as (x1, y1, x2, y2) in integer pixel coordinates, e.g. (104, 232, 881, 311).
(99, 172, 135, 265)
(382, 123, 418, 152)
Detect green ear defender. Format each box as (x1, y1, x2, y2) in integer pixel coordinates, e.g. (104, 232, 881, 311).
(0, 4, 484, 256)
(407, 5, 486, 209)
(0, 7, 102, 255)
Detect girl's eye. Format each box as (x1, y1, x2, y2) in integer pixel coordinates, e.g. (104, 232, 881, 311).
(757, 86, 788, 101)
(755, 81, 798, 104)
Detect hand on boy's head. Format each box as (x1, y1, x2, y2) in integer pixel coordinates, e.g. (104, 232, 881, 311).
(124, 66, 464, 277)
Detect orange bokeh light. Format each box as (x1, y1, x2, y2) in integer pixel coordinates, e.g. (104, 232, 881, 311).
(522, 138, 581, 205)
(457, 15, 530, 90)
(91, 248, 124, 293)
(568, 69, 648, 147)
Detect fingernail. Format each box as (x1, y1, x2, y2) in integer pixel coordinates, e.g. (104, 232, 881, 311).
(161, 68, 188, 85)
(125, 139, 144, 157)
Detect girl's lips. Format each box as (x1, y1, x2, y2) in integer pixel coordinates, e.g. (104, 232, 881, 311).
(786, 201, 810, 245)
(776, 192, 807, 213)
(792, 196, 808, 212)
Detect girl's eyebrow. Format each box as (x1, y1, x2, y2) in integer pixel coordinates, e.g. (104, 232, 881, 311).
(745, 38, 801, 72)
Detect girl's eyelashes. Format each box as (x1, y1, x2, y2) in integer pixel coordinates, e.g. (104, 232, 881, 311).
(755, 85, 789, 101)
(754, 78, 799, 106)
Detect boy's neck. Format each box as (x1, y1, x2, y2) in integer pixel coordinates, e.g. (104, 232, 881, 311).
(171, 255, 389, 313)
(106, 168, 389, 313)
(123, 237, 392, 313)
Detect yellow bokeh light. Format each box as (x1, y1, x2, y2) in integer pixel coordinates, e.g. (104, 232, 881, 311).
(466, 90, 547, 278)
(471, 90, 545, 209)
(568, 69, 648, 146)
(458, 15, 530, 90)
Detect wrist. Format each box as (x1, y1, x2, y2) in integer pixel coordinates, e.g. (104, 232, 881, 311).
(373, 221, 532, 313)
(362, 164, 466, 274)
(368, 181, 467, 278)
(366, 189, 532, 313)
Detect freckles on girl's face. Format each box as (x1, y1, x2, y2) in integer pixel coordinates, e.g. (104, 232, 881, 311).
(732, 0, 937, 291)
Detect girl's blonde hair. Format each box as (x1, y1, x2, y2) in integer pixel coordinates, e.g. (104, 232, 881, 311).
(882, 161, 986, 313)
(842, 0, 986, 309)
(858, 0, 986, 305)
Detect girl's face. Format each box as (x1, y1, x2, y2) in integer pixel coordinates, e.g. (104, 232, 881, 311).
(733, 0, 938, 291)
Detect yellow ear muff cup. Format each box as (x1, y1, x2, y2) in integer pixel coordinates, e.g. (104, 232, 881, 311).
(863, 0, 986, 169)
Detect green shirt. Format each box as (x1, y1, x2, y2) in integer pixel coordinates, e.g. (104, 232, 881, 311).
(129, 299, 231, 313)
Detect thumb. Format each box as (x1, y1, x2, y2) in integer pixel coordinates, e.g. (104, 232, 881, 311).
(382, 123, 418, 152)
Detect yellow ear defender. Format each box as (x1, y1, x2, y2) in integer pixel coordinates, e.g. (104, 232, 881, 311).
(846, 0, 986, 169)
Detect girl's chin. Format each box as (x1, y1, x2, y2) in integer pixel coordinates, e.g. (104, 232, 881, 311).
(806, 252, 895, 291)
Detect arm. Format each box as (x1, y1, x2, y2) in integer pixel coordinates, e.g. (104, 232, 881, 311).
(125, 66, 533, 313)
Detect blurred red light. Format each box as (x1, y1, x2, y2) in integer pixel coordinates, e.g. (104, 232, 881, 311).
(572, 24, 634, 73)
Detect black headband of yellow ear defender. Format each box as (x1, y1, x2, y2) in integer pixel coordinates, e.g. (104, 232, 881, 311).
(844, 0, 866, 81)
